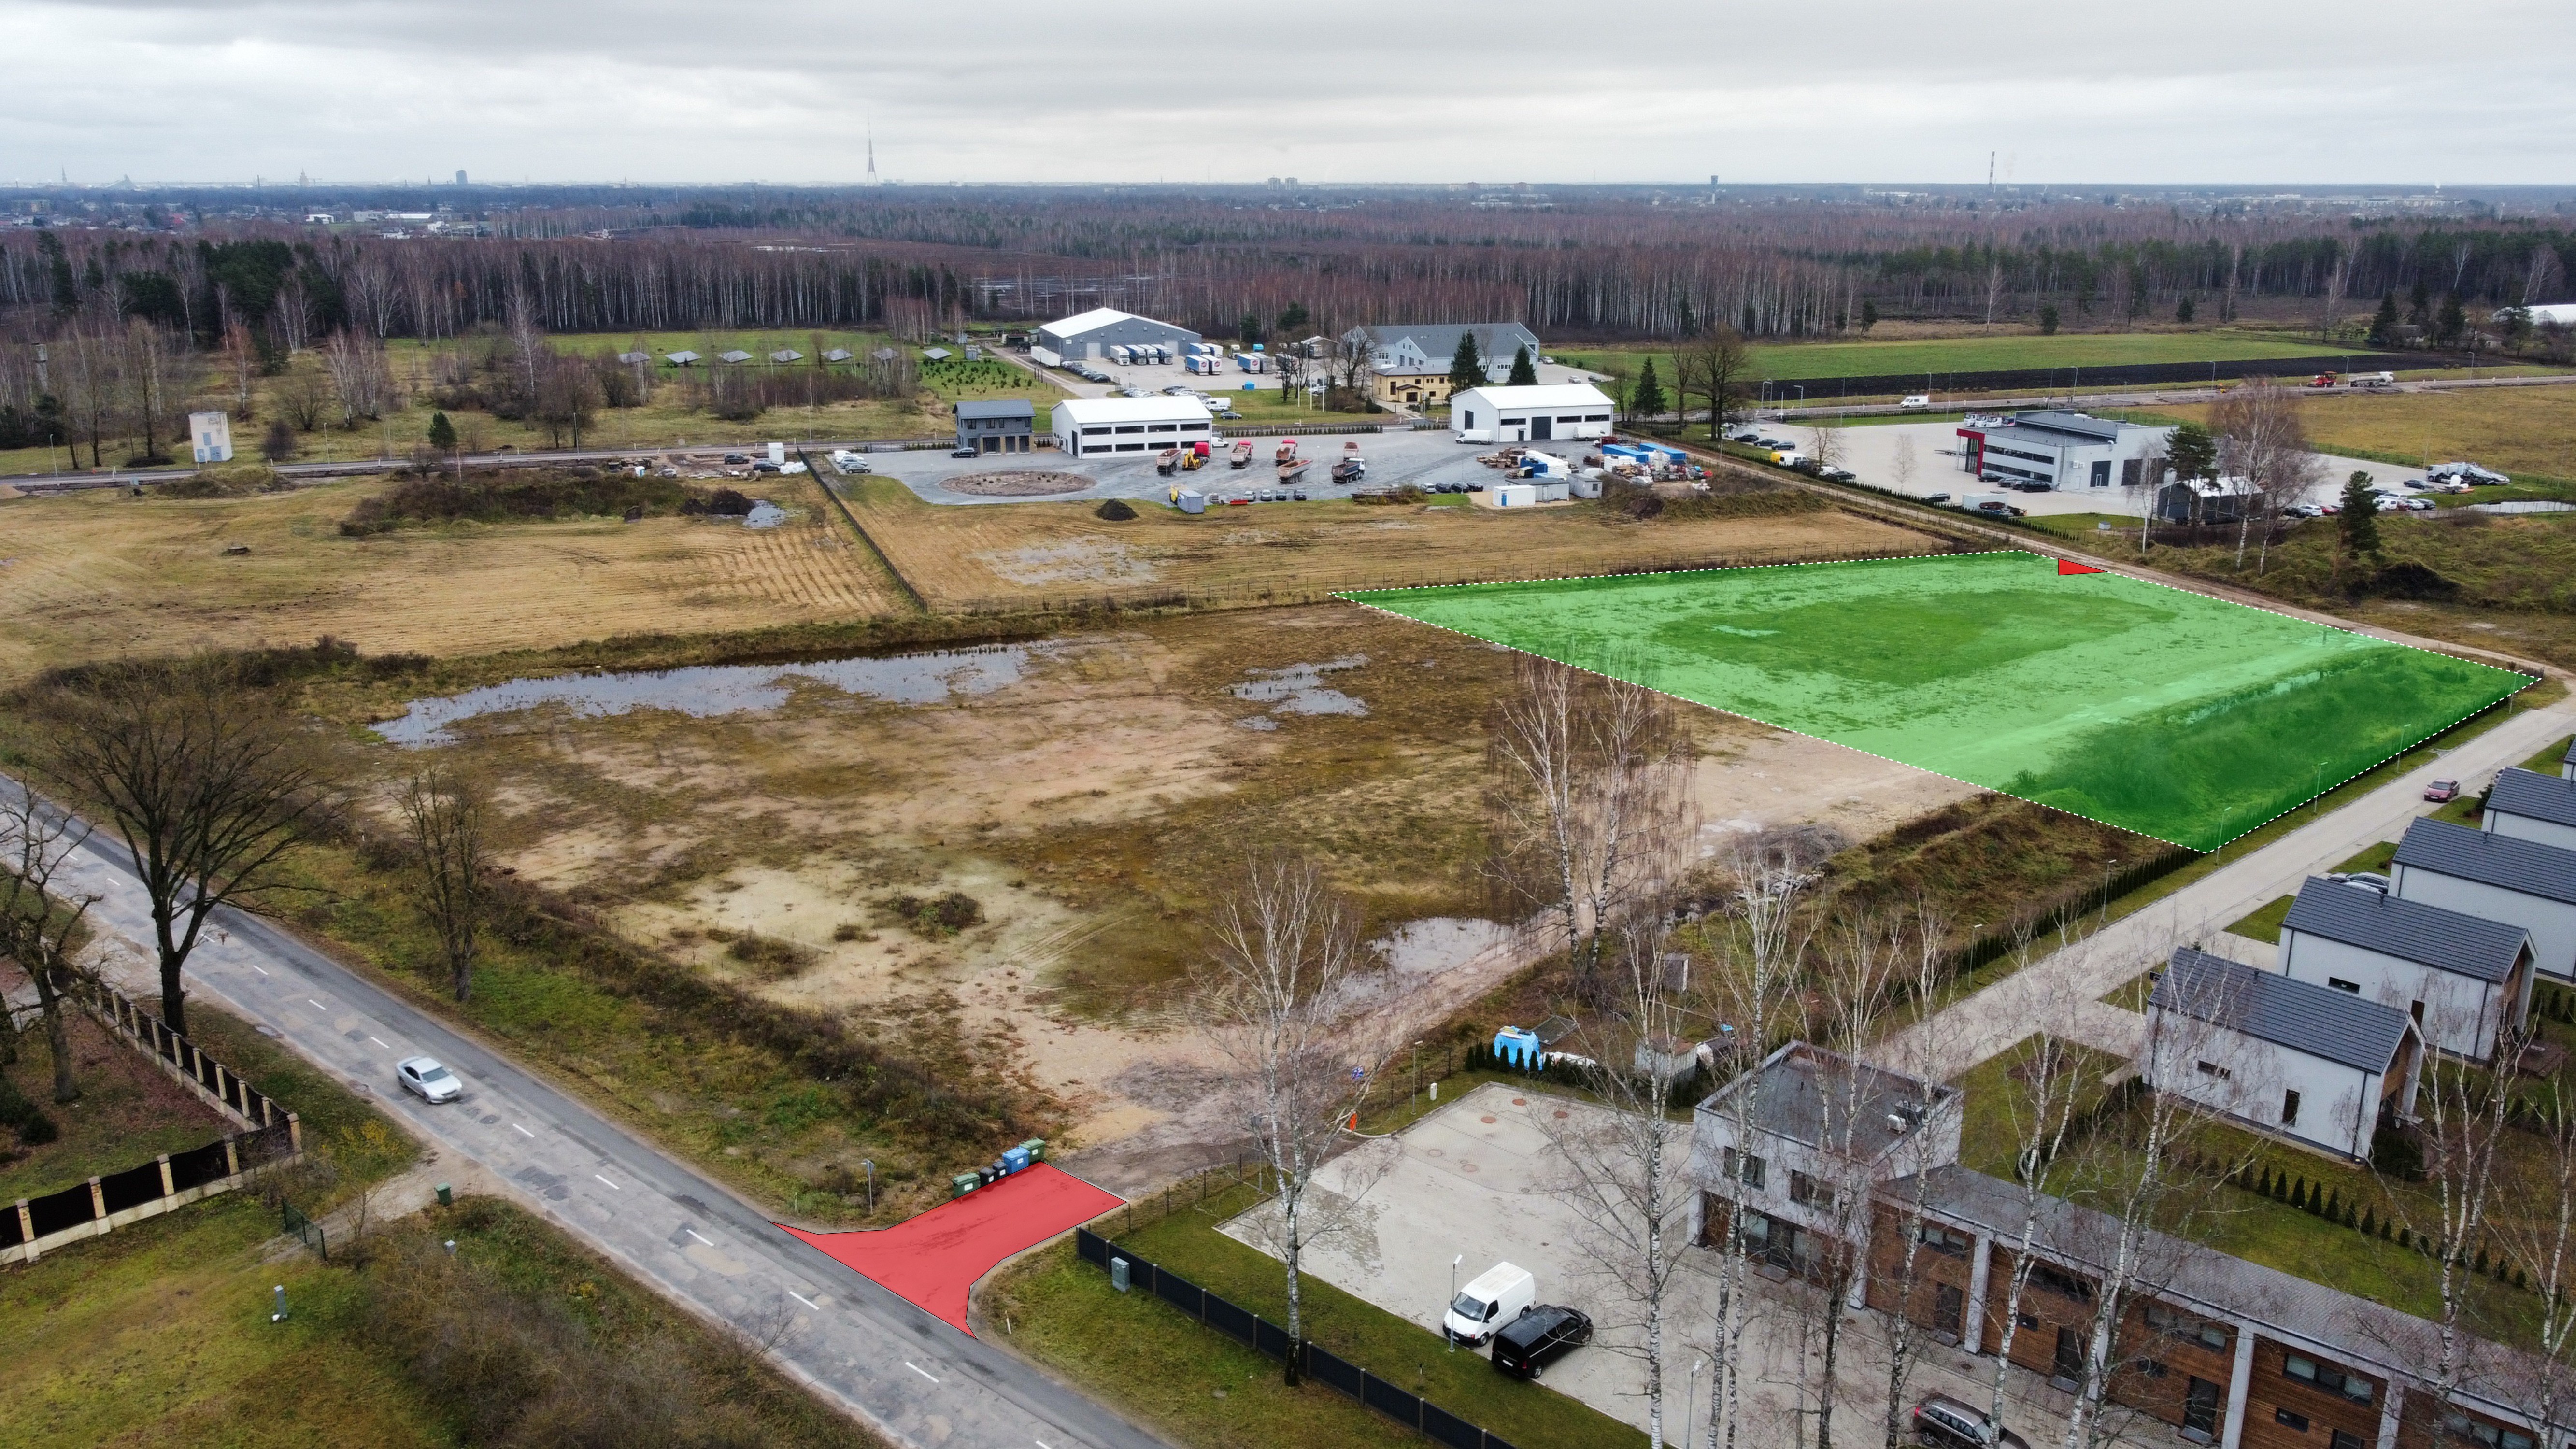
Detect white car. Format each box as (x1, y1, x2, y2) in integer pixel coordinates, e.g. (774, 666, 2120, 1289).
(397, 1056, 463, 1104)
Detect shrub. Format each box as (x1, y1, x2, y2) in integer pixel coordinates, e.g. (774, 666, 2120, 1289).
(889, 891, 983, 938)
(725, 931, 817, 980)
(0, 1074, 59, 1145)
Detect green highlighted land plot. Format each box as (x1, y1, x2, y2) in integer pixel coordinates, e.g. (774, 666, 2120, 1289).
(1345, 552, 2533, 850)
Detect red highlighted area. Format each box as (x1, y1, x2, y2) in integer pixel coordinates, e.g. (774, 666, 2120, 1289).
(779, 1164, 1123, 1334)
(2057, 559, 2106, 576)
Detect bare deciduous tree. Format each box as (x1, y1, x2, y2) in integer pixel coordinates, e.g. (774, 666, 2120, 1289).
(399, 765, 491, 1002)
(121, 319, 185, 464)
(1484, 656, 1692, 1005)
(0, 784, 102, 1105)
(1194, 852, 1395, 1383)
(42, 655, 331, 1036)
(219, 322, 259, 421)
(276, 367, 332, 433)
(2209, 378, 2323, 571)
(2493, 1075, 2576, 1441)
(1674, 326, 1755, 443)
(1891, 435, 1918, 494)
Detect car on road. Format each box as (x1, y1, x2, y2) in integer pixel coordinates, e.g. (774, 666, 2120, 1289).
(1923, 492, 1951, 504)
(1818, 466, 1856, 482)
(1912, 1395, 2031, 1449)
(721, 453, 750, 465)
(1730, 430, 1762, 443)
(397, 1056, 462, 1104)
(2424, 779, 2461, 803)
(949, 447, 979, 458)
(2327, 870, 2391, 894)
(750, 460, 781, 473)
(1490, 1305, 1592, 1378)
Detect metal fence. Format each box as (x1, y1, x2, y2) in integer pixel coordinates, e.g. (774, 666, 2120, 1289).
(1075, 1227, 1521, 1449)
(280, 1200, 328, 1261)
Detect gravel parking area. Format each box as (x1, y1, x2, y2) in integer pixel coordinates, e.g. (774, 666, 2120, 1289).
(845, 426, 1560, 507)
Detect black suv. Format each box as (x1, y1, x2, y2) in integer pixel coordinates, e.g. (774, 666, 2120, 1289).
(1489, 1305, 1592, 1379)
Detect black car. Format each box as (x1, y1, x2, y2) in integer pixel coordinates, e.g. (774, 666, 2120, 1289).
(721, 453, 750, 465)
(1490, 1305, 1592, 1379)
(1912, 1395, 2030, 1449)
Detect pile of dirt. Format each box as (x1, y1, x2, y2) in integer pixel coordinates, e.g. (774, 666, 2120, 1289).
(339, 468, 699, 535)
(1093, 497, 1138, 521)
(941, 471, 1092, 497)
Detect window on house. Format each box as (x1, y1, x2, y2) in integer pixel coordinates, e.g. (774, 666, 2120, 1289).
(2145, 1304, 2231, 1352)
(2283, 1090, 2303, 1127)
(2445, 1414, 2536, 1449)
(2195, 1060, 2232, 1081)
(2332, 1433, 2368, 1449)
(2030, 1263, 2095, 1303)
(2328, 978, 2360, 994)
(2285, 1353, 2374, 1404)
(2276, 1408, 2311, 1432)
(1789, 1170, 1836, 1210)
(1918, 1224, 1971, 1258)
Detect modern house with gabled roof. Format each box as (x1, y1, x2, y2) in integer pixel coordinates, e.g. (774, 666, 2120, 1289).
(2563, 736, 2575, 781)
(1341, 322, 1541, 407)
(2145, 949, 2422, 1162)
(2276, 877, 2533, 1063)
(2391, 817, 2576, 984)
(2484, 767, 2576, 852)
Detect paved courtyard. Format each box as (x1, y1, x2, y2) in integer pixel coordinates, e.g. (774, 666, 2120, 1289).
(1222, 1081, 2169, 1448)
(848, 425, 1567, 507)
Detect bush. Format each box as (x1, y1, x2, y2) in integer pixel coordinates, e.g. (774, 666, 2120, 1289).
(889, 891, 982, 938)
(725, 931, 817, 980)
(340, 469, 701, 535)
(0, 1073, 59, 1145)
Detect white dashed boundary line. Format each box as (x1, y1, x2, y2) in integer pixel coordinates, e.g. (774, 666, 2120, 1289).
(1334, 548, 2541, 854)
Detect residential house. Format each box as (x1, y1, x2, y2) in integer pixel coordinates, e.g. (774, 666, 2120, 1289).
(1340, 323, 1540, 407)
(2276, 878, 2533, 1063)
(2391, 817, 2576, 983)
(2484, 767, 2576, 852)
(2144, 949, 2423, 1162)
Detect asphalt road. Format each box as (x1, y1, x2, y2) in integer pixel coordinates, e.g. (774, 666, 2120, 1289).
(10, 777, 1167, 1449)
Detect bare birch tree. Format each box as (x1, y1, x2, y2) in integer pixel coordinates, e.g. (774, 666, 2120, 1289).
(0, 783, 103, 1105)
(399, 765, 491, 1002)
(1872, 903, 1954, 1449)
(2493, 1074, 2576, 1443)
(1195, 852, 1395, 1384)
(2210, 378, 2323, 571)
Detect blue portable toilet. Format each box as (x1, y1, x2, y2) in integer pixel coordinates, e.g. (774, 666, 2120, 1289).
(1494, 1025, 1543, 1070)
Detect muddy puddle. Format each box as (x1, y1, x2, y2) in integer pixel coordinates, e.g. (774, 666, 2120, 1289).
(373, 643, 1057, 746)
(1231, 654, 1369, 719)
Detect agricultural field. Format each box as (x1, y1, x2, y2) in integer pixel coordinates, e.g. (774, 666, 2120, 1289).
(1348, 550, 2533, 850)
(844, 476, 1933, 612)
(2162, 382, 2576, 486)
(0, 473, 906, 684)
(1556, 328, 2345, 387)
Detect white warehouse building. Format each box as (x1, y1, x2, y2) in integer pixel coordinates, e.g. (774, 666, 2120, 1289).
(1450, 383, 1616, 445)
(1051, 395, 1214, 458)
(1956, 410, 2173, 492)
(1032, 307, 1201, 366)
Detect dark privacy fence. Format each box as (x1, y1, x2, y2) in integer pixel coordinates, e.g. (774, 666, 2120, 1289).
(1764, 351, 2435, 402)
(1075, 1227, 1523, 1449)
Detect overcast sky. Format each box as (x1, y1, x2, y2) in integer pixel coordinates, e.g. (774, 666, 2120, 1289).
(10, 0, 2571, 187)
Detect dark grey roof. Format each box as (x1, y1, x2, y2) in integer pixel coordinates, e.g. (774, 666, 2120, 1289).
(2490, 767, 2576, 831)
(955, 399, 1035, 421)
(2151, 948, 2410, 1073)
(1997, 410, 2158, 447)
(2396, 817, 2576, 906)
(2565, 737, 2575, 769)
(1351, 323, 1541, 374)
(2282, 877, 2529, 983)
(1696, 1042, 1958, 1162)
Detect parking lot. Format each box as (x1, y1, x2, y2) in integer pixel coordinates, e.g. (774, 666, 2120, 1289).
(848, 424, 1560, 508)
(1757, 417, 2420, 518)
(1220, 1081, 2167, 1447)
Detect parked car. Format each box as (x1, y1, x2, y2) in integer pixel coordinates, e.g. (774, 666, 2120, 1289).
(750, 460, 781, 473)
(1490, 1305, 1593, 1378)
(2428, 461, 2510, 486)
(949, 447, 979, 459)
(397, 1056, 462, 1104)
(1899, 394, 1933, 410)
(1912, 1395, 2030, 1449)
(1444, 1263, 1536, 1347)
(2327, 871, 2391, 894)
(2284, 503, 2324, 518)
(1819, 466, 1856, 482)
(2424, 779, 2461, 803)
(1924, 492, 1951, 504)
(1730, 430, 1762, 443)
(721, 453, 750, 465)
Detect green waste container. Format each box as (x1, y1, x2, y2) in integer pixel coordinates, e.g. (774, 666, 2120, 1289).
(1018, 1138, 1047, 1164)
(951, 1173, 982, 1200)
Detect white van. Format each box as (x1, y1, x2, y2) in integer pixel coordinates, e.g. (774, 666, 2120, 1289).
(1899, 394, 1932, 410)
(1444, 1262, 1536, 1346)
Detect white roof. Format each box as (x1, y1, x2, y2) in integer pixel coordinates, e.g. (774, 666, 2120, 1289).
(1043, 307, 1139, 338)
(1054, 395, 1213, 426)
(1452, 383, 1614, 411)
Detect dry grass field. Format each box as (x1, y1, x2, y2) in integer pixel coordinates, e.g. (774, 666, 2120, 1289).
(846, 479, 1942, 611)
(0, 475, 907, 682)
(2163, 383, 2576, 482)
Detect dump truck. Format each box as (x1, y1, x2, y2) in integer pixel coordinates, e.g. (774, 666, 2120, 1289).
(1278, 459, 1310, 485)
(1156, 448, 1182, 476)
(1331, 456, 1366, 483)
(1230, 440, 1255, 468)
(1275, 439, 1300, 464)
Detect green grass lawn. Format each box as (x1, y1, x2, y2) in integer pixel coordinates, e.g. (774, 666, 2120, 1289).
(2226, 895, 2296, 943)
(987, 1182, 1643, 1449)
(1559, 331, 2340, 388)
(1347, 550, 2533, 851)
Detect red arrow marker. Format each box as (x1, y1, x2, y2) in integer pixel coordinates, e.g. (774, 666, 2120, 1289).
(2057, 559, 2105, 576)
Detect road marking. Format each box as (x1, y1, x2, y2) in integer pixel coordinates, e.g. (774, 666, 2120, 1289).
(685, 1228, 715, 1246)
(306, 998, 327, 1009)
(594, 1173, 620, 1190)
(789, 1289, 821, 1310)
(512, 1122, 535, 1137)
(1037, 1440, 1055, 1449)
(248, 962, 269, 976)
(369, 1036, 390, 1048)
(905, 1361, 939, 1383)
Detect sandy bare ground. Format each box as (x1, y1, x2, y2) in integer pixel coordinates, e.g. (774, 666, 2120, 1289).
(940, 470, 1094, 497)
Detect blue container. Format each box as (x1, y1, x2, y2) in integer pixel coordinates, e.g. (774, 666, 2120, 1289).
(1003, 1146, 1032, 1175)
(1494, 1025, 1543, 1070)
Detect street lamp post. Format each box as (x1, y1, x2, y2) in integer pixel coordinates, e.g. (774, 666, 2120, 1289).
(860, 1158, 875, 1214)
(1448, 1255, 1463, 1352)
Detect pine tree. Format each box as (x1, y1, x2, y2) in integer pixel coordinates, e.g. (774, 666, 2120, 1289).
(1859, 300, 1878, 331)
(427, 411, 457, 453)
(2339, 473, 2383, 562)
(2437, 294, 2467, 347)
(2360, 1208, 2377, 1237)
(2176, 297, 2196, 323)
(2038, 304, 2060, 336)
(1447, 332, 1485, 396)
(1507, 344, 1538, 387)
(2476, 1247, 2491, 1275)
(2325, 1189, 2342, 1221)
(1630, 358, 1668, 421)
(2367, 292, 2400, 348)
(2165, 422, 2218, 486)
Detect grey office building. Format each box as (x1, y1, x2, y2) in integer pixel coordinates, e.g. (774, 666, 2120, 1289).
(955, 398, 1035, 454)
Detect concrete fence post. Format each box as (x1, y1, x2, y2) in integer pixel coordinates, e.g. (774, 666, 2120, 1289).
(158, 1154, 175, 1197)
(87, 1177, 106, 1222)
(286, 1112, 301, 1154)
(223, 1136, 241, 1179)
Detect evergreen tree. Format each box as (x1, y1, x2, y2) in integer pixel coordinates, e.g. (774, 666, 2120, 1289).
(2408, 279, 2432, 327)
(1446, 331, 1485, 395)
(2339, 473, 2383, 561)
(1859, 299, 1878, 331)
(2176, 297, 2196, 323)
(1275, 301, 1310, 336)
(427, 411, 457, 453)
(2367, 291, 2400, 348)
(2038, 304, 2060, 335)
(2360, 1208, 2377, 1237)
(1630, 357, 1669, 420)
(2436, 294, 2467, 346)
(1507, 344, 1538, 387)
(2165, 421, 2218, 483)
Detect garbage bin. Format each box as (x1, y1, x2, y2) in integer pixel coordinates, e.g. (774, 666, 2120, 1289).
(951, 1173, 981, 1199)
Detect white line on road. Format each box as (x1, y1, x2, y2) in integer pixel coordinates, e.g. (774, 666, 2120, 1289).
(595, 1173, 620, 1190)
(789, 1289, 821, 1310)
(306, 998, 326, 1009)
(248, 962, 268, 976)
(905, 1362, 939, 1384)
(686, 1228, 715, 1246)
(369, 1036, 390, 1048)
(511, 1122, 535, 1137)
(1036, 1440, 1055, 1449)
